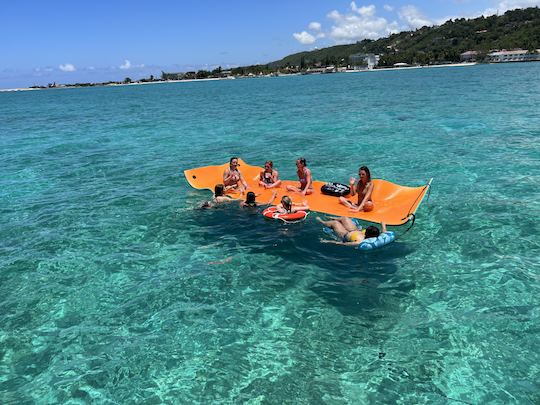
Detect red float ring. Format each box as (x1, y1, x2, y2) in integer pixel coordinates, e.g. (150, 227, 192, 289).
(262, 206, 308, 222)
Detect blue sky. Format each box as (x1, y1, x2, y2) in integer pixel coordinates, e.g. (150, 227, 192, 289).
(1, 0, 539, 88)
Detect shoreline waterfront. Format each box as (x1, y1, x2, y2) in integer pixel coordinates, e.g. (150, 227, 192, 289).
(0, 62, 481, 92)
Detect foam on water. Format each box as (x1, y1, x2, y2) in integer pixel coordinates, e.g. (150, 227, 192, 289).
(1, 63, 539, 403)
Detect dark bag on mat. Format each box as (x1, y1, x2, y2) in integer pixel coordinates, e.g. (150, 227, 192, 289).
(321, 182, 350, 197)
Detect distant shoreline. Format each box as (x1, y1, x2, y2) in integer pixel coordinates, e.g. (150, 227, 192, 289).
(0, 61, 520, 92)
(0, 77, 227, 93)
(345, 62, 477, 73)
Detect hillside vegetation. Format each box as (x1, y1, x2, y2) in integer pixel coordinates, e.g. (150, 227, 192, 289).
(267, 7, 540, 69)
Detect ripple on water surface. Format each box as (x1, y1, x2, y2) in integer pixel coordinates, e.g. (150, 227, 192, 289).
(0, 63, 539, 403)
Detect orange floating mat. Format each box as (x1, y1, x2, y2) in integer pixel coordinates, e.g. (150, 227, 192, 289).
(184, 159, 432, 226)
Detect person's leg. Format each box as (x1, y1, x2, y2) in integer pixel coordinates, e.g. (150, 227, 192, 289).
(287, 185, 301, 192)
(316, 217, 347, 239)
(338, 217, 358, 232)
(339, 196, 358, 209)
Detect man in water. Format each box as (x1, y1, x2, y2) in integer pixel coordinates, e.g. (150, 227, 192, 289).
(286, 157, 313, 196)
(223, 157, 248, 194)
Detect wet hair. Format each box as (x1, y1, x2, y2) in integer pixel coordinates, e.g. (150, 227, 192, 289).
(264, 160, 273, 169)
(214, 184, 225, 196)
(365, 225, 380, 238)
(297, 157, 307, 166)
(281, 196, 292, 211)
(359, 166, 371, 182)
(245, 191, 256, 205)
(230, 157, 239, 164)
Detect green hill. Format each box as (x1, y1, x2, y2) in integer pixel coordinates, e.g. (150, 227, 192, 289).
(268, 7, 540, 68)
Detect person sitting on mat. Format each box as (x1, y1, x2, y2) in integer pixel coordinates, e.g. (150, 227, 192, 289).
(286, 157, 313, 196)
(200, 184, 234, 208)
(275, 195, 310, 214)
(223, 157, 248, 194)
(240, 190, 278, 208)
(317, 216, 387, 246)
(259, 161, 282, 189)
(339, 166, 374, 212)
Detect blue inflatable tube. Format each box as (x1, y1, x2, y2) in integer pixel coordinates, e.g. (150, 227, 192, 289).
(357, 231, 396, 251)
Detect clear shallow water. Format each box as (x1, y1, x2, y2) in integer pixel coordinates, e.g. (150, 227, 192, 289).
(1, 63, 539, 403)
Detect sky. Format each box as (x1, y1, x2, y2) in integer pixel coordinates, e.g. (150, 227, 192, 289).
(1, 0, 539, 88)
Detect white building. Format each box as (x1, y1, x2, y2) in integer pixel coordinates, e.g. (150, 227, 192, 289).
(460, 50, 480, 62)
(349, 53, 380, 70)
(487, 49, 540, 63)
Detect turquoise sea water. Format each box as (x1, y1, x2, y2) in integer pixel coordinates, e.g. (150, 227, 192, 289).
(1, 63, 539, 403)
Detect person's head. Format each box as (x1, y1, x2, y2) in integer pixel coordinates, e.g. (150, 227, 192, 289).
(281, 196, 292, 211)
(296, 157, 307, 168)
(264, 161, 273, 171)
(214, 184, 225, 196)
(359, 166, 371, 183)
(230, 157, 240, 168)
(245, 191, 256, 205)
(365, 225, 380, 238)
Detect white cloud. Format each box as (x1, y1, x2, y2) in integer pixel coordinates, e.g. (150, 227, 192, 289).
(308, 21, 322, 31)
(398, 5, 432, 29)
(327, 4, 399, 42)
(293, 31, 317, 44)
(351, 3, 376, 17)
(59, 63, 76, 72)
(292, 0, 540, 47)
(483, 0, 540, 16)
(119, 60, 131, 69)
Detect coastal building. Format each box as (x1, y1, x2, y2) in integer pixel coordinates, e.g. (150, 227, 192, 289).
(487, 49, 540, 63)
(349, 53, 380, 70)
(460, 50, 480, 62)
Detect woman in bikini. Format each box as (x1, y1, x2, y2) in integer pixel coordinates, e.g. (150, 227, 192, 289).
(286, 157, 313, 196)
(223, 157, 248, 194)
(259, 161, 282, 189)
(339, 166, 374, 212)
(317, 217, 387, 246)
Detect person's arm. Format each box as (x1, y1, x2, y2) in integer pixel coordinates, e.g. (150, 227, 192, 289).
(261, 191, 278, 206)
(238, 170, 248, 188)
(349, 177, 357, 197)
(292, 201, 310, 212)
(381, 222, 387, 233)
(223, 168, 234, 183)
(301, 169, 313, 196)
(358, 182, 374, 210)
(269, 170, 282, 188)
(259, 171, 265, 183)
(320, 239, 360, 246)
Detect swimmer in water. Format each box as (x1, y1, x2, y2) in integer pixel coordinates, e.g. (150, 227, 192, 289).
(317, 216, 386, 246)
